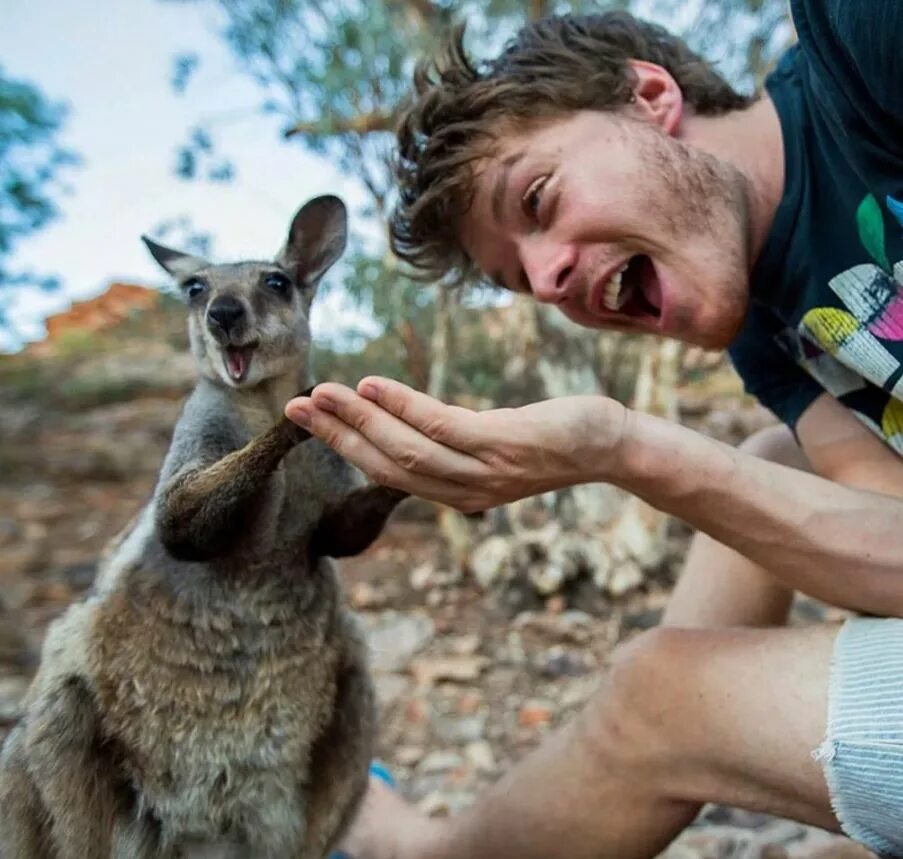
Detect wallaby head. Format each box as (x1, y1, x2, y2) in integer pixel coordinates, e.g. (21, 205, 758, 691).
(142, 195, 347, 389)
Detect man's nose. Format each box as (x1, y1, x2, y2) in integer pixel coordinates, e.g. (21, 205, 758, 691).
(520, 239, 578, 304)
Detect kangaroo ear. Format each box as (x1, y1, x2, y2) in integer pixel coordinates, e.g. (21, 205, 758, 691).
(277, 195, 348, 286)
(141, 236, 210, 279)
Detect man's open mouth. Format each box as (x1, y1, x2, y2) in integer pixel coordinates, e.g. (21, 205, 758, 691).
(599, 255, 663, 322)
(224, 344, 256, 382)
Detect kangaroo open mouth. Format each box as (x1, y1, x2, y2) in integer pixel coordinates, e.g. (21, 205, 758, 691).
(224, 345, 255, 382)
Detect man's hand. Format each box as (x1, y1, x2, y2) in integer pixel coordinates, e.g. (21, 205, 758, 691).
(284, 378, 629, 513)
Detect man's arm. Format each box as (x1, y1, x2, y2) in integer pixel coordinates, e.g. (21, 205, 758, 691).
(796, 393, 903, 496)
(623, 394, 903, 616)
(286, 379, 903, 618)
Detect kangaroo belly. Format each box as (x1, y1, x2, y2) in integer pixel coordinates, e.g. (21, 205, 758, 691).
(89, 584, 341, 848)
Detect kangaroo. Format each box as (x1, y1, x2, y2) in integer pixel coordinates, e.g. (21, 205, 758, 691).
(0, 195, 407, 859)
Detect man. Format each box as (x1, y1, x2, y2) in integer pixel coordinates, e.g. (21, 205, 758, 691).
(286, 2, 903, 857)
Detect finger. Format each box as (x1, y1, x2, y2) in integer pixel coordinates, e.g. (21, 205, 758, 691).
(354, 377, 490, 455)
(302, 384, 489, 483)
(283, 399, 486, 509)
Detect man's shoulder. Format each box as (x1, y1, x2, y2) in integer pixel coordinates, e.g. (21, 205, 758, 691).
(789, 0, 903, 133)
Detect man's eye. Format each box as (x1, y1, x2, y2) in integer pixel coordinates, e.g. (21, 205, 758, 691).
(521, 176, 549, 220)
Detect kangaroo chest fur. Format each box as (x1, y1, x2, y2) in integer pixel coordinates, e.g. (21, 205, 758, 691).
(88, 562, 346, 845)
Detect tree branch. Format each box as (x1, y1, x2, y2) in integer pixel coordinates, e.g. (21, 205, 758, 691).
(283, 109, 396, 139)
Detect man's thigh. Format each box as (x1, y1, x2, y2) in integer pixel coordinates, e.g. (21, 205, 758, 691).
(613, 623, 840, 831)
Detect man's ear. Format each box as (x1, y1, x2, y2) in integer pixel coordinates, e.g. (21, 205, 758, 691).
(627, 60, 684, 136)
(277, 195, 348, 286)
(141, 236, 210, 279)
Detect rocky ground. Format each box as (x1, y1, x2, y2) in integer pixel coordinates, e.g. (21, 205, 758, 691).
(0, 350, 873, 858)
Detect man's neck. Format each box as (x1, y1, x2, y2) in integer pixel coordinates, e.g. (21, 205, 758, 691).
(682, 95, 786, 270)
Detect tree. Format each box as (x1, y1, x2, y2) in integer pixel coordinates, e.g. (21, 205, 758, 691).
(0, 67, 79, 328)
(163, 0, 793, 603)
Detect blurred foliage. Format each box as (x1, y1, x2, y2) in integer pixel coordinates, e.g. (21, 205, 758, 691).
(0, 67, 79, 329)
(159, 0, 791, 393)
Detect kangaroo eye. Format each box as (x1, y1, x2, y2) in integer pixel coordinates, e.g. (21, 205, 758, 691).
(264, 272, 292, 297)
(182, 277, 207, 300)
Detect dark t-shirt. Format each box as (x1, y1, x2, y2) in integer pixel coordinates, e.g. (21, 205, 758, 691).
(728, 0, 903, 453)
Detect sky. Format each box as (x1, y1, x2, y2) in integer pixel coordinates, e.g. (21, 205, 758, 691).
(1, 0, 378, 351)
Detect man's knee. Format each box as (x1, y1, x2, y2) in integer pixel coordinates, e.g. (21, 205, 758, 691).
(738, 424, 809, 471)
(579, 628, 701, 781)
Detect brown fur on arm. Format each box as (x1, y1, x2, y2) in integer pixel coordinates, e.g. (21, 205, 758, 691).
(309, 485, 409, 560)
(158, 415, 312, 561)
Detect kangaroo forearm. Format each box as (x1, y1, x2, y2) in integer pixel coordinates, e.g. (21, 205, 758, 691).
(310, 485, 409, 559)
(617, 411, 903, 616)
(159, 417, 310, 560)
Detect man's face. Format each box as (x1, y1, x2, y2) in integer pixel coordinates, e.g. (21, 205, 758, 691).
(460, 110, 753, 349)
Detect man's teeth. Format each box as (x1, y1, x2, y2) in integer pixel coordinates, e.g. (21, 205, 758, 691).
(602, 262, 631, 312)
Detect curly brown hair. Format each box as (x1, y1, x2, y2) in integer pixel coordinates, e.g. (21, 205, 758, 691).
(391, 12, 753, 283)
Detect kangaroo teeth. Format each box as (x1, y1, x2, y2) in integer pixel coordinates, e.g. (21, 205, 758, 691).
(602, 262, 631, 312)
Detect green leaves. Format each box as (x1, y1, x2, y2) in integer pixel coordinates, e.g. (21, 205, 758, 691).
(0, 66, 80, 328)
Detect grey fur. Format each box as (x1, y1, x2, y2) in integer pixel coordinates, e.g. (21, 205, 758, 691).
(0, 196, 407, 858)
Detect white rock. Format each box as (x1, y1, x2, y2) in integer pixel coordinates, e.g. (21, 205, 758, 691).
(465, 740, 497, 773)
(362, 612, 435, 673)
(418, 750, 465, 775)
(470, 535, 515, 591)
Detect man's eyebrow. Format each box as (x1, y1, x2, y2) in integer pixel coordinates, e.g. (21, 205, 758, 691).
(490, 151, 524, 223)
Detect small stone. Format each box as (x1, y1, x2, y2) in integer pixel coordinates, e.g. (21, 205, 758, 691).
(409, 563, 436, 591)
(404, 697, 431, 725)
(607, 559, 643, 597)
(349, 581, 387, 610)
(417, 791, 450, 817)
(623, 608, 662, 631)
(518, 699, 555, 728)
(455, 690, 484, 715)
(363, 612, 434, 673)
(0, 677, 30, 723)
(560, 676, 600, 709)
(395, 745, 425, 767)
(418, 750, 465, 775)
(464, 740, 496, 773)
(545, 594, 566, 614)
(434, 715, 486, 745)
(470, 536, 514, 590)
(447, 634, 481, 656)
(410, 655, 490, 687)
(374, 673, 409, 708)
(0, 518, 21, 547)
(541, 648, 588, 678)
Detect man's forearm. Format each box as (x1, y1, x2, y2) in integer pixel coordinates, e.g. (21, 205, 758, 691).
(612, 410, 903, 616)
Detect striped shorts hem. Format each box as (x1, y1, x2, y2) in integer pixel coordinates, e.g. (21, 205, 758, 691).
(814, 617, 903, 858)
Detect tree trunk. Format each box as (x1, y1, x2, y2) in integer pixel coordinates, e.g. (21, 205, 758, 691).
(427, 284, 452, 399)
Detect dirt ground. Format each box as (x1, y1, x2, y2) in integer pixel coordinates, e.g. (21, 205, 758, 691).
(0, 368, 874, 858)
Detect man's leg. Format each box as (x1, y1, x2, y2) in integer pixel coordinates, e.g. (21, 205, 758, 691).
(340, 425, 833, 859)
(342, 623, 840, 859)
(662, 424, 808, 630)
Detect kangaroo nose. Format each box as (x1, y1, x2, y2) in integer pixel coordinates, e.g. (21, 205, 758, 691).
(207, 297, 246, 335)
